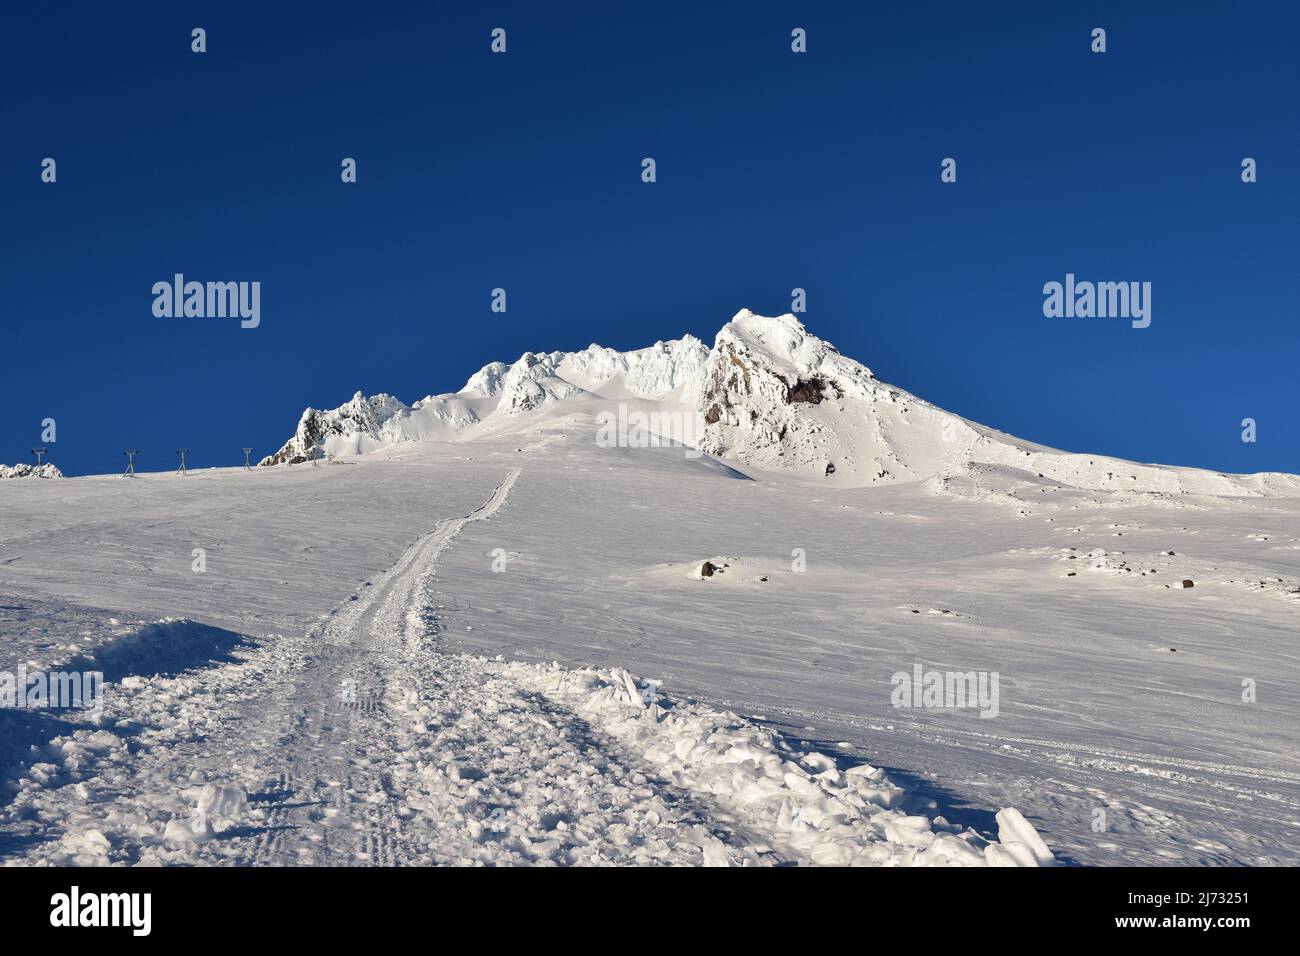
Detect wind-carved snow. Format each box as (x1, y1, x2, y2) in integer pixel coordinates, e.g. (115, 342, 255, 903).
(260, 309, 1300, 498)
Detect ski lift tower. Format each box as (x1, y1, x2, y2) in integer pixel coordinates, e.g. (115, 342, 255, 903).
(123, 449, 139, 478)
(31, 447, 48, 467)
(176, 448, 190, 476)
(243, 448, 254, 470)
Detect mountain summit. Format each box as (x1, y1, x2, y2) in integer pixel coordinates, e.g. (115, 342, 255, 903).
(262, 310, 1300, 497)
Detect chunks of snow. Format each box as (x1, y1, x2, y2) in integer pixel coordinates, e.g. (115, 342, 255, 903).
(59, 828, 112, 862)
(515, 661, 1054, 867)
(186, 782, 248, 829)
(994, 807, 1056, 866)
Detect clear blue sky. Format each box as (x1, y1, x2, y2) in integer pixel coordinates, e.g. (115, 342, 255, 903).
(2, 1, 1296, 477)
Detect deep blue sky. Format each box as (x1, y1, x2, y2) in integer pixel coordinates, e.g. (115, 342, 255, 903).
(2, 1, 1296, 477)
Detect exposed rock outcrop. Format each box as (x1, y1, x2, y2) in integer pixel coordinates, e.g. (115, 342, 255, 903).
(0, 462, 63, 478)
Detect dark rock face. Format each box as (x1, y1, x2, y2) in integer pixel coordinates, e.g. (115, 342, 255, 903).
(727, 352, 752, 392)
(787, 378, 827, 404)
(260, 409, 324, 466)
(1181, 579, 1195, 588)
(700, 561, 718, 578)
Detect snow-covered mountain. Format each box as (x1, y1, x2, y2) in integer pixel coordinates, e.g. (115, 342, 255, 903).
(9, 313, 1300, 867)
(262, 310, 1300, 497)
(259, 335, 710, 464)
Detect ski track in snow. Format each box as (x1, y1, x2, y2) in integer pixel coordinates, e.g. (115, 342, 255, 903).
(1, 466, 1052, 866)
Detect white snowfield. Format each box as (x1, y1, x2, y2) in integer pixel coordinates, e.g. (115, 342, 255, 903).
(1, 311, 1297, 866)
(1, 465, 1048, 866)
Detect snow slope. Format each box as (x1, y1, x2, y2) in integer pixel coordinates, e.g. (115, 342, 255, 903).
(1, 460, 1052, 866)
(3, 420, 1298, 865)
(3, 308, 1298, 867)
(261, 310, 1300, 498)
